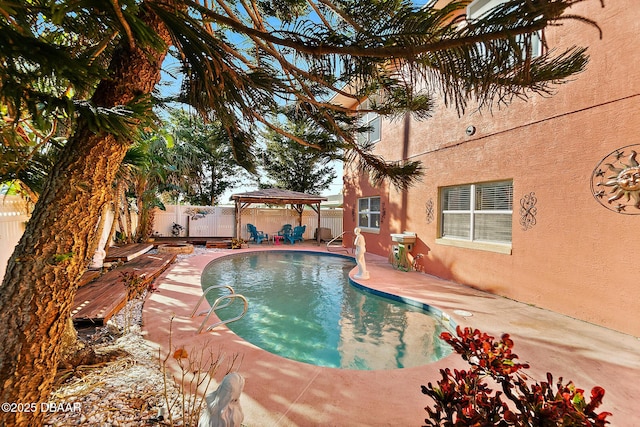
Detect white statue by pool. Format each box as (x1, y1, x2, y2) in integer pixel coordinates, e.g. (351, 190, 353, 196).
(198, 372, 245, 427)
(354, 227, 370, 280)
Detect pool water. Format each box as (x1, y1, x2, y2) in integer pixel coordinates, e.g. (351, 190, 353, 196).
(201, 251, 452, 370)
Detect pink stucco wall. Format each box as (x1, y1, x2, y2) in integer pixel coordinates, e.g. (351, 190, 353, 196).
(343, 1, 640, 336)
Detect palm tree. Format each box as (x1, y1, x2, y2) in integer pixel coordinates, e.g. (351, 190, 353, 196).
(115, 139, 170, 243)
(0, 0, 599, 424)
(130, 132, 188, 241)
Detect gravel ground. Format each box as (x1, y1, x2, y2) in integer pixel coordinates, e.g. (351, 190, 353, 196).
(44, 248, 222, 427)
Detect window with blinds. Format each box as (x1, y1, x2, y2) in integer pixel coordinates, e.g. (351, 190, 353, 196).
(441, 181, 512, 244)
(357, 99, 381, 145)
(358, 196, 381, 229)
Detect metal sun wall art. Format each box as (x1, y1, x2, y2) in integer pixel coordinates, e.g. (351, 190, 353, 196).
(591, 145, 640, 214)
(519, 192, 537, 231)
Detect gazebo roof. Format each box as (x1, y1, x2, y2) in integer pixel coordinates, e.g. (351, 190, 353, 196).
(231, 188, 327, 205)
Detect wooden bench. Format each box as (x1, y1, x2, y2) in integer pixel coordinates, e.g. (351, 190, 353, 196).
(72, 253, 176, 325)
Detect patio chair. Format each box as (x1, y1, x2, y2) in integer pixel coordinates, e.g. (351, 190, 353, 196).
(286, 225, 306, 244)
(278, 224, 292, 238)
(247, 224, 268, 244)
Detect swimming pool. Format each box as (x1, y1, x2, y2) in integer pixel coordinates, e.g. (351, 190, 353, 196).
(201, 251, 453, 370)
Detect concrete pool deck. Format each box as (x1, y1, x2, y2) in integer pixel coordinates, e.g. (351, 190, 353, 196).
(141, 245, 640, 426)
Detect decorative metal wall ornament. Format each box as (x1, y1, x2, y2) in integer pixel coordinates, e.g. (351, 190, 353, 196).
(591, 144, 640, 214)
(519, 192, 537, 231)
(425, 199, 434, 224)
(381, 202, 386, 223)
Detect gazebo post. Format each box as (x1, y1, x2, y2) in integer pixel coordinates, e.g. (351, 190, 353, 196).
(236, 202, 251, 240)
(316, 202, 321, 245)
(292, 203, 303, 226)
(234, 200, 240, 239)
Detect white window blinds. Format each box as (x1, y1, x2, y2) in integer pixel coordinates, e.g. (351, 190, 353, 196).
(441, 181, 513, 244)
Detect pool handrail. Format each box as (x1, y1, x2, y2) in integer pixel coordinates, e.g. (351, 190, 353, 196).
(198, 294, 249, 334)
(191, 284, 235, 318)
(326, 230, 352, 254)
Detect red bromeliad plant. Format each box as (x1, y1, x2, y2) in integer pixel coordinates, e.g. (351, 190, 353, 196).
(422, 327, 612, 426)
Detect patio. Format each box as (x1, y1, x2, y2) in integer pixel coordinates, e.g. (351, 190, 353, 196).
(141, 244, 640, 426)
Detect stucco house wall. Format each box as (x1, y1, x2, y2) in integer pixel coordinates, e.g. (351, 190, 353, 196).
(342, 0, 640, 336)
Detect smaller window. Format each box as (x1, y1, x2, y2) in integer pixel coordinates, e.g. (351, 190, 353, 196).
(357, 100, 381, 145)
(358, 196, 381, 230)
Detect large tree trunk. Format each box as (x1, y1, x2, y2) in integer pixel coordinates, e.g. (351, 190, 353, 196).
(0, 3, 172, 425)
(139, 207, 156, 242)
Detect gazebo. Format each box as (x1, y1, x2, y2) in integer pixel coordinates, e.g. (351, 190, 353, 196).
(231, 188, 328, 244)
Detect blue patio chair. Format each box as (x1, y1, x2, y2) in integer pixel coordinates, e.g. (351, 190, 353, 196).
(278, 224, 292, 238)
(286, 225, 306, 244)
(247, 224, 268, 244)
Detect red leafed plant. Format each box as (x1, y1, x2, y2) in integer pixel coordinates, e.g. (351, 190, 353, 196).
(421, 326, 612, 426)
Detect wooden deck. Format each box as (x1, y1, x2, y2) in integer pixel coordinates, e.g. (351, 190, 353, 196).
(183, 239, 231, 248)
(72, 253, 176, 325)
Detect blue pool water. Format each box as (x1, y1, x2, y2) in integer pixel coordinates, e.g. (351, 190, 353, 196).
(201, 251, 452, 370)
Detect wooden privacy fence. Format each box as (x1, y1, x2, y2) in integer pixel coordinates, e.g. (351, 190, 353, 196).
(153, 204, 344, 241)
(0, 202, 344, 278)
(0, 196, 31, 280)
